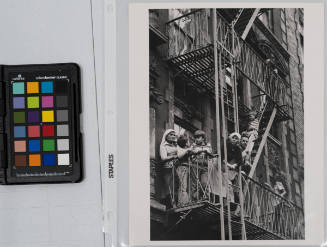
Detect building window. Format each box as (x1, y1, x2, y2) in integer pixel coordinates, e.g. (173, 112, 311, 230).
(280, 9, 288, 48)
(267, 135, 284, 174)
(269, 121, 281, 141)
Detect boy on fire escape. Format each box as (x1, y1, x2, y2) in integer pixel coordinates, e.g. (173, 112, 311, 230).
(243, 110, 260, 157)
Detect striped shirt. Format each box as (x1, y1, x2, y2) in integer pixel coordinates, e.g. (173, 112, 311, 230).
(248, 118, 259, 131)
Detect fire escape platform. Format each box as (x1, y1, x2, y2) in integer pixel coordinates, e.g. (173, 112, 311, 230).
(153, 200, 286, 240)
(262, 100, 291, 122)
(167, 201, 207, 213)
(168, 45, 215, 92)
(168, 46, 291, 122)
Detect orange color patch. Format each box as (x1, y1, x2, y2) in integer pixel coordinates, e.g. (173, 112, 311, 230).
(27, 82, 39, 94)
(29, 154, 41, 166)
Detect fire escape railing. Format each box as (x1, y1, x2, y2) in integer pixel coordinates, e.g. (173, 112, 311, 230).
(166, 9, 291, 116)
(153, 155, 304, 239)
(235, 38, 291, 114)
(242, 175, 305, 239)
(162, 155, 221, 206)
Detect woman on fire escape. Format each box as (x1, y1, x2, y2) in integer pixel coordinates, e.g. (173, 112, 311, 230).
(159, 129, 178, 208)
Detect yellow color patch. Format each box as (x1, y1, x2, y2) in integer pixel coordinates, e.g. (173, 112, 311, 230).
(42, 110, 54, 122)
(27, 82, 39, 94)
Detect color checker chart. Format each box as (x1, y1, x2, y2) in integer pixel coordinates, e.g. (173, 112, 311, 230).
(13, 80, 70, 167)
(0, 63, 82, 184)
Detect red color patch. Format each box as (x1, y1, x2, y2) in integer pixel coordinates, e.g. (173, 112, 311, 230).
(42, 125, 54, 137)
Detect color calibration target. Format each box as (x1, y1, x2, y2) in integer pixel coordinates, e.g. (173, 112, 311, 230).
(12, 80, 70, 167)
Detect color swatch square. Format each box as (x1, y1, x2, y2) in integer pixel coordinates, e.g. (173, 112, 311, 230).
(57, 110, 68, 122)
(42, 96, 53, 108)
(55, 81, 68, 94)
(27, 82, 39, 94)
(13, 112, 25, 123)
(14, 140, 26, 152)
(43, 139, 55, 151)
(43, 154, 55, 166)
(27, 96, 39, 108)
(56, 96, 68, 108)
(57, 139, 69, 151)
(14, 126, 26, 138)
(28, 125, 40, 137)
(41, 81, 53, 93)
(12, 82, 24, 95)
(42, 125, 54, 137)
(15, 154, 27, 167)
(28, 140, 40, 152)
(29, 154, 41, 166)
(58, 153, 69, 166)
(42, 110, 54, 122)
(57, 125, 69, 136)
(27, 111, 39, 123)
(13, 97, 25, 109)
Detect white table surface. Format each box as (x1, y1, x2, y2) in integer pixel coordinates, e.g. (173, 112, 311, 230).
(0, 0, 105, 246)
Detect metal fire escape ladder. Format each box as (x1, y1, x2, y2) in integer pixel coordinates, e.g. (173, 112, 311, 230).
(212, 9, 226, 240)
(230, 10, 249, 240)
(218, 46, 233, 240)
(248, 106, 277, 179)
(241, 9, 261, 40)
(231, 8, 261, 40)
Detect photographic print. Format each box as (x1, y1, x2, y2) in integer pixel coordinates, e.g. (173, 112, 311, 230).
(149, 8, 304, 241)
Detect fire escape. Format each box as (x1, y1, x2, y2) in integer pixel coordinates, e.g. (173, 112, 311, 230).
(151, 8, 304, 240)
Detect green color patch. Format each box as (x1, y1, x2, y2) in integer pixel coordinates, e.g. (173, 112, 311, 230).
(43, 139, 55, 151)
(27, 96, 39, 108)
(13, 112, 25, 123)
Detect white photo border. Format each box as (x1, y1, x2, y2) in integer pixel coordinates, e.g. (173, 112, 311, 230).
(129, 2, 324, 246)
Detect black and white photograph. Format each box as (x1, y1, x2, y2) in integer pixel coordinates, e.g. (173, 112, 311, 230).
(149, 8, 305, 241)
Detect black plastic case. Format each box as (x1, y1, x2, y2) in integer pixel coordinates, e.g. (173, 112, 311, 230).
(0, 63, 83, 184)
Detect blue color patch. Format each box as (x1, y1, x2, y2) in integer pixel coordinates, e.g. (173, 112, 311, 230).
(43, 154, 55, 166)
(28, 140, 40, 152)
(13, 97, 25, 109)
(41, 81, 53, 93)
(14, 126, 26, 138)
(13, 82, 25, 94)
